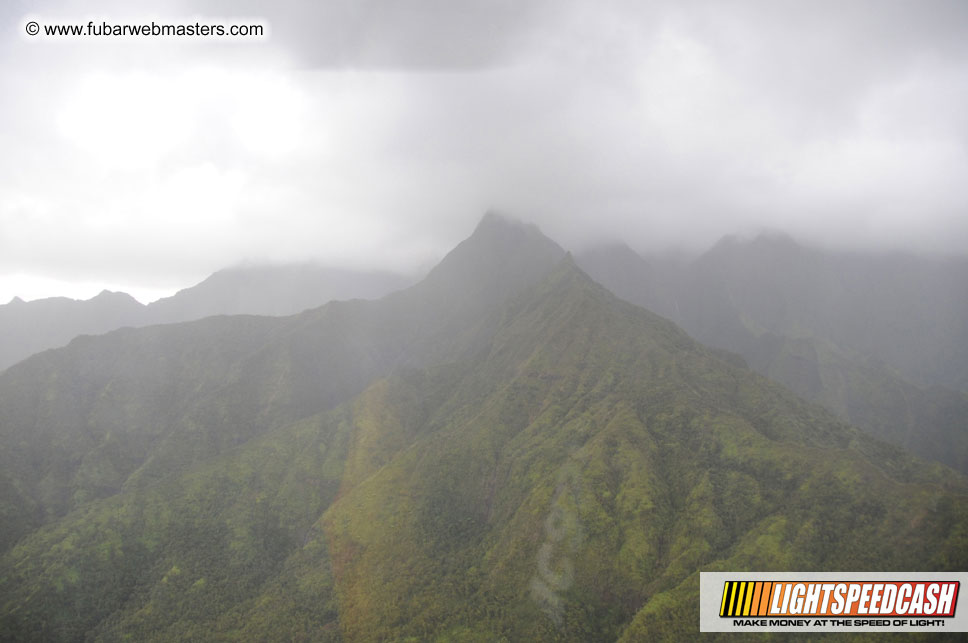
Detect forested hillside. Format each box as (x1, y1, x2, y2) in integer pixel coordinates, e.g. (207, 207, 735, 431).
(579, 235, 968, 472)
(1, 216, 965, 641)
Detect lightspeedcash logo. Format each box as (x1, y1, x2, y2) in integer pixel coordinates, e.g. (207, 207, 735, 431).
(719, 580, 957, 618)
(700, 572, 967, 633)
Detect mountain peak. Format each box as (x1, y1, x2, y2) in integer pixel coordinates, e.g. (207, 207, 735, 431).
(417, 212, 566, 305)
(469, 211, 550, 246)
(91, 290, 141, 305)
(475, 209, 537, 231)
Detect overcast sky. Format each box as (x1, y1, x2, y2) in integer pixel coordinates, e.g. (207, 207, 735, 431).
(2, 0, 967, 303)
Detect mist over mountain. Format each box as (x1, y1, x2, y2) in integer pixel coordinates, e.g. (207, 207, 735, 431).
(692, 233, 968, 391)
(1, 214, 965, 641)
(0, 291, 145, 375)
(578, 235, 968, 472)
(0, 214, 560, 549)
(4, 0, 968, 638)
(147, 264, 414, 323)
(0, 264, 413, 373)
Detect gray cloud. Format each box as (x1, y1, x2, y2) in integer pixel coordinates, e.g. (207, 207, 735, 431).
(181, 0, 553, 69)
(1, 0, 967, 302)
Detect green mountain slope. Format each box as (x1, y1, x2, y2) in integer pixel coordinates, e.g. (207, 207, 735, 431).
(321, 259, 968, 641)
(2, 252, 965, 641)
(578, 237, 968, 473)
(0, 214, 564, 554)
(737, 331, 968, 473)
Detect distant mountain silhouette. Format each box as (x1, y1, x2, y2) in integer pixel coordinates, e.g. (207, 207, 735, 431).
(147, 264, 414, 323)
(0, 264, 414, 372)
(0, 290, 145, 374)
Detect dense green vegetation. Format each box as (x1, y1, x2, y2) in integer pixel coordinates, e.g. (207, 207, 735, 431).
(578, 234, 968, 473)
(1, 217, 966, 641)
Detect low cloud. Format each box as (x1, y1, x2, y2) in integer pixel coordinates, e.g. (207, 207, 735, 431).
(1, 0, 967, 301)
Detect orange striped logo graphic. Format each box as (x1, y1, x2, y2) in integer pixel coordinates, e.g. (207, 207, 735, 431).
(720, 581, 775, 617)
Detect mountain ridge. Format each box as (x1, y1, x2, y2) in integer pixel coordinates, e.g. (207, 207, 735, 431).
(578, 233, 968, 473)
(1, 216, 966, 640)
(0, 214, 566, 547)
(0, 264, 415, 373)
